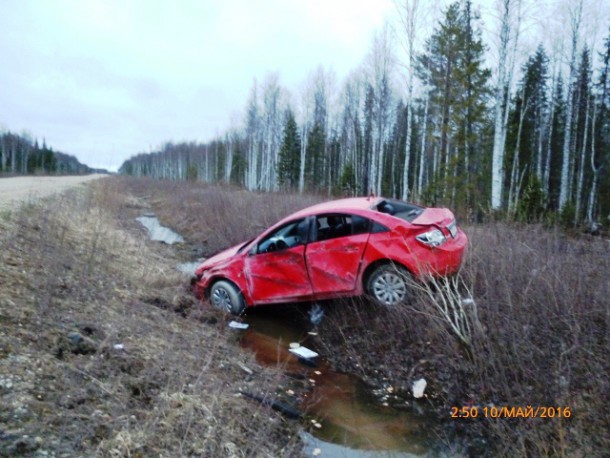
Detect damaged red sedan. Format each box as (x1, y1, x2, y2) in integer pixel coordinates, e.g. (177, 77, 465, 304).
(194, 197, 467, 315)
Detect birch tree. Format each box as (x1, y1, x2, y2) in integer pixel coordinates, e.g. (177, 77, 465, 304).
(491, 0, 522, 210)
(558, 0, 583, 210)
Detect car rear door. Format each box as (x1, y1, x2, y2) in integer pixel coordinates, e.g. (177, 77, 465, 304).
(245, 218, 313, 304)
(305, 213, 370, 295)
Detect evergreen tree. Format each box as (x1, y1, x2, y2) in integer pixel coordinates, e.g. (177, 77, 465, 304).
(277, 109, 301, 190)
(593, 28, 610, 222)
(505, 45, 549, 212)
(417, 0, 490, 210)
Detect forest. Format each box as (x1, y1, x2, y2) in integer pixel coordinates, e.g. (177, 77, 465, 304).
(114, 0, 607, 226)
(0, 131, 102, 175)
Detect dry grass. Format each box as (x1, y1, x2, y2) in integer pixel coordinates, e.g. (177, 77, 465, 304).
(0, 178, 304, 457)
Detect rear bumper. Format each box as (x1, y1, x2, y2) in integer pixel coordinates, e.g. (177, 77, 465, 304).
(416, 228, 468, 277)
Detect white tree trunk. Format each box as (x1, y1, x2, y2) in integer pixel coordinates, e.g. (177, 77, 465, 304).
(559, 0, 583, 210)
(575, 93, 590, 223)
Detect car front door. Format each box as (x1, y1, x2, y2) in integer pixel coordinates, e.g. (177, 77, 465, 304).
(245, 218, 313, 304)
(305, 214, 370, 295)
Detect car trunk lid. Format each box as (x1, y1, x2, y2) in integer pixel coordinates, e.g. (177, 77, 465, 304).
(412, 208, 458, 237)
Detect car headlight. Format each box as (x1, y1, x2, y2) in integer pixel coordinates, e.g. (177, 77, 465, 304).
(416, 229, 446, 247)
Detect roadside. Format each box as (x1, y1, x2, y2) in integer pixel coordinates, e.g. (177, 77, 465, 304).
(0, 178, 304, 457)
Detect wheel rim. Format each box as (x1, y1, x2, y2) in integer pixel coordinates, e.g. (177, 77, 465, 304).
(372, 271, 407, 306)
(211, 287, 233, 312)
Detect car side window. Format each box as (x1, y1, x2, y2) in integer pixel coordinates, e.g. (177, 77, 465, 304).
(257, 218, 308, 254)
(315, 214, 370, 242)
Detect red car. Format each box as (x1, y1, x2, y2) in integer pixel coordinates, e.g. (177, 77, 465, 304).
(194, 197, 467, 315)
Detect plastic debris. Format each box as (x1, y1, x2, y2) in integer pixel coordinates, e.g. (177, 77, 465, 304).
(289, 346, 319, 359)
(228, 321, 249, 330)
(289, 342, 301, 349)
(412, 378, 427, 398)
(113, 344, 124, 350)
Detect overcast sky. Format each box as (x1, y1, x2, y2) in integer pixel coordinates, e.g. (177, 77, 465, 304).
(2, 0, 608, 172)
(0, 0, 395, 171)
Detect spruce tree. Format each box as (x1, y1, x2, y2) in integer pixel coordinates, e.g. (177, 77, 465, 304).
(277, 109, 301, 190)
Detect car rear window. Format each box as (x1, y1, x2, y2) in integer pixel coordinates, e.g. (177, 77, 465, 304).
(376, 199, 423, 223)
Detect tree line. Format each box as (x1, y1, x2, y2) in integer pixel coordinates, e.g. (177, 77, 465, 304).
(119, 0, 610, 225)
(0, 131, 100, 175)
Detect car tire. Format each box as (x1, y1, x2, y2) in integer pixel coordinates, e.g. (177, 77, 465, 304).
(210, 280, 245, 315)
(366, 264, 412, 307)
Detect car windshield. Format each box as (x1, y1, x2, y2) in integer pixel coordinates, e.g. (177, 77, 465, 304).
(376, 199, 423, 222)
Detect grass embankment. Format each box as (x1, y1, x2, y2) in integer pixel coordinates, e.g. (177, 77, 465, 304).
(0, 178, 303, 457)
(121, 177, 610, 457)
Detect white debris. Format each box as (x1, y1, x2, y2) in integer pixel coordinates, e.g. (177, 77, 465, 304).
(289, 346, 319, 359)
(461, 298, 475, 306)
(289, 342, 301, 349)
(228, 321, 249, 330)
(113, 344, 124, 350)
(412, 378, 427, 399)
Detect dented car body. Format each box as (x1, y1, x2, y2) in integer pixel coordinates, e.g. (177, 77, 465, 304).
(194, 197, 467, 314)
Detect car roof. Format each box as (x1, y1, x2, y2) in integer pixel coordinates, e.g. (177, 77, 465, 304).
(286, 196, 383, 220)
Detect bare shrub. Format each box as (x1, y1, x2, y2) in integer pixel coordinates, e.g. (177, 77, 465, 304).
(409, 272, 482, 347)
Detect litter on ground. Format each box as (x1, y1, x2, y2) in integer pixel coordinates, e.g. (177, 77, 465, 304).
(228, 321, 249, 330)
(289, 346, 319, 359)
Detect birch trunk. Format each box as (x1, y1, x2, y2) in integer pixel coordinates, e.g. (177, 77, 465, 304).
(559, 0, 583, 210)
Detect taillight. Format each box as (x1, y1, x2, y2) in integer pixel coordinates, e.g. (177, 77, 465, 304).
(416, 229, 447, 247)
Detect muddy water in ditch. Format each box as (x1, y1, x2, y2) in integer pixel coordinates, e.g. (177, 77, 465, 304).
(239, 307, 438, 457)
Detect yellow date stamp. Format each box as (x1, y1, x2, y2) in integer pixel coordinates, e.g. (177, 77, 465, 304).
(451, 406, 572, 419)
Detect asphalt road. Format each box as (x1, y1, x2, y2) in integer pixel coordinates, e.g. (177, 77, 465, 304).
(0, 174, 107, 209)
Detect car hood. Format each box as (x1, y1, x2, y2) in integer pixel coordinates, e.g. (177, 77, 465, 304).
(411, 207, 454, 227)
(195, 243, 242, 275)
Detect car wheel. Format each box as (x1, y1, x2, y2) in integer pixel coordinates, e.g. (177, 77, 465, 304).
(366, 264, 412, 307)
(210, 280, 245, 315)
